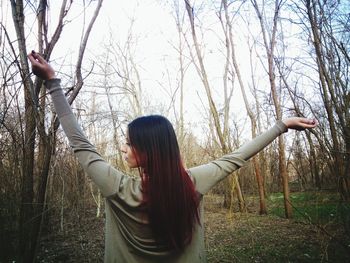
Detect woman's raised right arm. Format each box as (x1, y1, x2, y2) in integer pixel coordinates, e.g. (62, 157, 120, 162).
(28, 51, 138, 199)
(45, 78, 124, 197)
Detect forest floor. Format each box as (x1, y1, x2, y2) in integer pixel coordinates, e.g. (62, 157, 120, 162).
(36, 191, 350, 263)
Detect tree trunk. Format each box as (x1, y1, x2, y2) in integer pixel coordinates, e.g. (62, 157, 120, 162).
(184, 0, 245, 211)
(305, 0, 349, 200)
(10, 0, 36, 260)
(252, 0, 292, 217)
(11, 1, 104, 261)
(220, 0, 266, 214)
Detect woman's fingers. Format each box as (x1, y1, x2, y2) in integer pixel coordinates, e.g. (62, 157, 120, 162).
(27, 51, 56, 80)
(29, 51, 45, 65)
(27, 53, 38, 65)
(301, 118, 318, 128)
(283, 117, 318, 131)
(32, 51, 46, 63)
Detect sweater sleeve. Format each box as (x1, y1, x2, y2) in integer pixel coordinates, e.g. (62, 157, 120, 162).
(188, 121, 288, 195)
(45, 79, 142, 201)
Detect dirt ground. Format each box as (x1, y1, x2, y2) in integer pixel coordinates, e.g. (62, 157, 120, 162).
(36, 196, 350, 263)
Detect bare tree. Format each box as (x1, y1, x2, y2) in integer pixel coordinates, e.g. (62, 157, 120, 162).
(106, 25, 144, 119)
(8, 0, 103, 261)
(301, 0, 350, 200)
(170, 0, 189, 147)
(92, 49, 128, 171)
(184, 0, 246, 211)
(251, 0, 292, 218)
(220, 0, 267, 214)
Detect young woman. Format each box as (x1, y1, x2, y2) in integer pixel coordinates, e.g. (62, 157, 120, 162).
(28, 51, 317, 263)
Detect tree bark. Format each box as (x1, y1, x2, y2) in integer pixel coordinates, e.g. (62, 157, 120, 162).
(184, 0, 246, 211)
(304, 0, 349, 200)
(10, 0, 36, 260)
(252, 0, 292, 217)
(221, 0, 266, 214)
(11, 1, 104, 261)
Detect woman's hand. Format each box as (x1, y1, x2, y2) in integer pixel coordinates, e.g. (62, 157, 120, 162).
(27, 51, 56, 80)
(282, 117, 318, 131)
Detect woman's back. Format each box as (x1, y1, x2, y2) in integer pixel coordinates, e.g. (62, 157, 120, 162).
(101, 173, 206, 262)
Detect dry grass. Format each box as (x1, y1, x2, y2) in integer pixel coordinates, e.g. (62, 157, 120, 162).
(204, 194, 350, 263)
(36, 193, 350, 262)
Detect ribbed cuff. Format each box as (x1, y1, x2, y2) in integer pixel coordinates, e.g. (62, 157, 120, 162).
(44, 78, 61, 93)
(276, 120, 288, 134)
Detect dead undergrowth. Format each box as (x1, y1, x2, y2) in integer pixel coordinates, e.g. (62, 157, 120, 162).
(36, 194, 350, 262)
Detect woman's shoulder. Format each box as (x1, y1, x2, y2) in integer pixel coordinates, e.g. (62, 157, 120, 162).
(106, 172, 144, 207)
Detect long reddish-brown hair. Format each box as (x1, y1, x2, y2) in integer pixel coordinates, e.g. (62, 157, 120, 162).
(128, 115, 200, 250)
